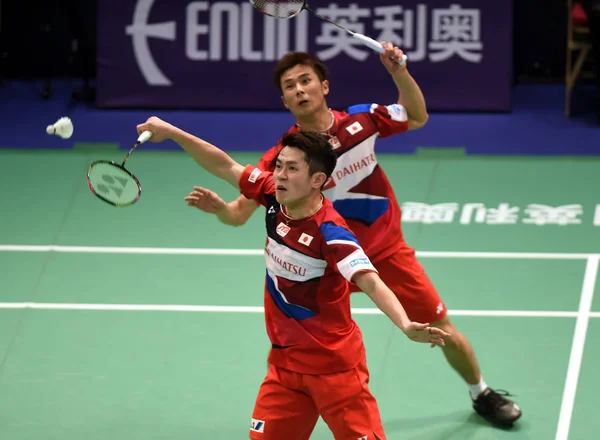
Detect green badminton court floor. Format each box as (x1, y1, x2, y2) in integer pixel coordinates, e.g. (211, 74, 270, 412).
(1, 148, 600, 439)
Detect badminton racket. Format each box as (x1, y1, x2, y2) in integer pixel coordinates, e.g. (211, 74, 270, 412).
(249, 0, 407, 65)
(86, 130, 153, 207)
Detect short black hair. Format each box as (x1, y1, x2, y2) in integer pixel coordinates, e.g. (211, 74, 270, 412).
(274, 132, 337, 181)
(273, 52, 329, 93)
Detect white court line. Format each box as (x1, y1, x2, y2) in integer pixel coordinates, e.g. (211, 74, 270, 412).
(0, 244, 597, 259)
(3, 243, 597, 439)
(0, 302, 596, 318)
(556, 256, 599, 440)
(0, 245, 264, 256)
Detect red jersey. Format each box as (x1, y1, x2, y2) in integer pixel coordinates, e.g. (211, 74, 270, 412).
(257, 103, 409, 262)
(238, 164, 378, 375)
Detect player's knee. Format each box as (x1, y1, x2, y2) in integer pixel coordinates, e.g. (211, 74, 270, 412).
(430, 316, 460, 346)
(431, 315, 453, 330)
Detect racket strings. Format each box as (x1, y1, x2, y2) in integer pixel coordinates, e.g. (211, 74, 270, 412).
(87, 162, 141, 206)
(250, 0, 305, 18)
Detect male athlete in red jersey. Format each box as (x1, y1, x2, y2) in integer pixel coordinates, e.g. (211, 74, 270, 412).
(135, 118, 449, 439)
(185, 43, 522, 426)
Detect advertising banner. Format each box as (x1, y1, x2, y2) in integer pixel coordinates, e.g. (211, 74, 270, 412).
(97, 0, 513, 111)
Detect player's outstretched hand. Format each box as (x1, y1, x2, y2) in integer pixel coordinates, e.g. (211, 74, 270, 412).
(403, 322, 450, 348)
(184, 186, 227, 214)
(136, 116, 177, 143)
(379, 41, 407, 75)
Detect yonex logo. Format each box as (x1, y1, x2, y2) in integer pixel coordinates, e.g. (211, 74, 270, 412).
(436, 302, 444, 314)
(97, 174, 129, 198)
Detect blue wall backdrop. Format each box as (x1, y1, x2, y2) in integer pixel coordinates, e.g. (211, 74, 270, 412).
(0, 0, 597, 155)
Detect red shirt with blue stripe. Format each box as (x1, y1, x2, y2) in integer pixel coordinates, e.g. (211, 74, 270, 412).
(257, 103, 410, 262)
(239, 164, 378, 375)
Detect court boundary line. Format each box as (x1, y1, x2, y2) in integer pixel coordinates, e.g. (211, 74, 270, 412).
(0, 302, 599, 318)
(555, 256, 599, 440)
(4, 243, 599, 439)
(0, 244, 598, 260)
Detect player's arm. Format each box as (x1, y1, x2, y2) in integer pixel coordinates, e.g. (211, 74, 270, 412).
(207, 144, 278, 225)
(380, 41, 428, 131)
(322, 222, 449, 346)
(185, 188, 259, 227)
(215, 195, 259, 226)
(353, 271, 449, 347)
(186, 143, 278, 225)
(136, 117, 243, 188)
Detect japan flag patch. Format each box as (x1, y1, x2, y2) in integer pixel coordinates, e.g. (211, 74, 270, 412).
(298, 233, 313, 246)
(346, 121, 363, 135)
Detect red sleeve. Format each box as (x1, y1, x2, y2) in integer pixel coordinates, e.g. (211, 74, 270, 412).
(256, 145, 282, 171)
(238, 165, 275, 207)
(368, 103, 409, 138)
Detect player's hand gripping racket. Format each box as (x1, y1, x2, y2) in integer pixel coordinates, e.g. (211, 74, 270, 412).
(249, 0, 407, 65)
(86, 130, 153, 207)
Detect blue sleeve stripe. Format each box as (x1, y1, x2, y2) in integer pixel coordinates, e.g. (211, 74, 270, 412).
(320, 222, 359, 245)
(347, 103, 373, 115)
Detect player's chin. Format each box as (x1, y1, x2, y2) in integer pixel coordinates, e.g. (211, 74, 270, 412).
(293, 102, 314, 116)
(275, 189, 287, 204)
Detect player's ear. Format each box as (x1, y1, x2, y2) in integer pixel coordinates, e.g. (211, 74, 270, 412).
(281, 95, 289, 110)
(322, 80, 329, 96)
(312, 171, 327, 189)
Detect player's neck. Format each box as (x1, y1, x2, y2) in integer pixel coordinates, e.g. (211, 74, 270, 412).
(282, 193, 324, 221)
(295, 107, 334, 133)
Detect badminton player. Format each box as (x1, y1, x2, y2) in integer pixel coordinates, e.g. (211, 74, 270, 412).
(135, 118, 450, 439)
(185, 43, 522, 426)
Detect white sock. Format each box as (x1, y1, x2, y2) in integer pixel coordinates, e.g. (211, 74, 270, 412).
(469, 377, 488, 400)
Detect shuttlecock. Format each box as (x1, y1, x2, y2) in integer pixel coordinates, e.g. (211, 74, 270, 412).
(46, 117, 74, 139)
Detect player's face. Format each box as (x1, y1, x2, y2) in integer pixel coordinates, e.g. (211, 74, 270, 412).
(273, 147, 326, 208)
(279, 65, 329, 117)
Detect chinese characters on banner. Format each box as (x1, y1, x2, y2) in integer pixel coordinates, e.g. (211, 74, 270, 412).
(401, 203, 600, 226)
(314, 4, 483, 63)
(96, 0, 513, 111)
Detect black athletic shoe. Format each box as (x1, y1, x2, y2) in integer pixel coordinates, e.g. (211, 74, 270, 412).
(472, 388, 522, 426)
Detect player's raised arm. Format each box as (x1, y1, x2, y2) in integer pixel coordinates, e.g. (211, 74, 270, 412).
(353, 271, 450, 347)
(136, 116, 244, 188)
(379, 41, 428, 130)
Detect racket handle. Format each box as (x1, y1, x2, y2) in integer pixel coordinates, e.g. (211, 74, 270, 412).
(137, 130, 153, 144)
(352, 33, 407, 66)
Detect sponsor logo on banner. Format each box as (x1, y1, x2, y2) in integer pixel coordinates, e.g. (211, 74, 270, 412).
(400, 202, 600, 226)
(125, 0, 487, 87)
(102, 0, 511, 111)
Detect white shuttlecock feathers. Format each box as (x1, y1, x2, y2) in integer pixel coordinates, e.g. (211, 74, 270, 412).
(46, 117, 74, 139)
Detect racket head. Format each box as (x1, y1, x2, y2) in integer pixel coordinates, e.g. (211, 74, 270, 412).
(249, 0, 305, 18)
(86, 160, 142, 207)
